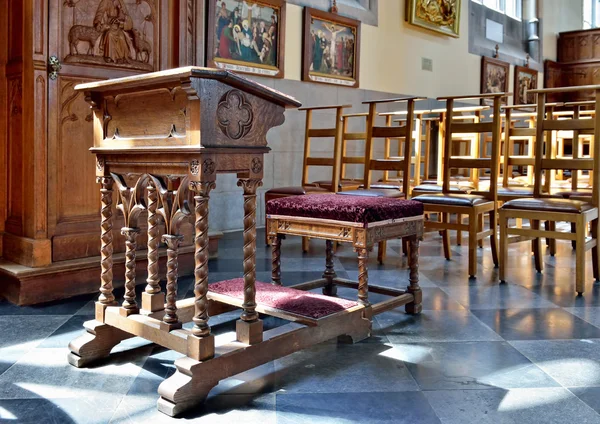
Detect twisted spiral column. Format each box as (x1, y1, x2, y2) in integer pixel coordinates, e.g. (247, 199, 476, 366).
(237, 178, 262, 322)
(271, 234, 282, 286)
(355, 247, 370, 306)
(121, 228, 140, 312)
(322, 240, 337, 295)
(97, 176, 116, 305)
(145, 184, 161, 294)
(191, 182, 215, 337)
(162, 234, 184, 325)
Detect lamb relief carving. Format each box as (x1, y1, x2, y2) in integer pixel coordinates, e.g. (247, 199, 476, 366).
(63, 0, 156, 71)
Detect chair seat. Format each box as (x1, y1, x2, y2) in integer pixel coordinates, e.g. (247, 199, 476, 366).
(412, 193, 490, 207)
(266, 194, 423, 225)
(471, 186, 534, 197)
(266, 186, 329, 196)
(312, 179, 362, 190)
(337, 189, 406, 198)
(412, 184, 472, 194)
(359, 184, 403, 190)
(501, 198, 594, 214)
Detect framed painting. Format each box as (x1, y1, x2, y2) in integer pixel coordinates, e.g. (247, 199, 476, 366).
(514, 65, 539, 105)
(302, 7, 360, 88)
(481, 56, 510, 106)
(207, 0, 286, 78)
(406, 0, 461, 38)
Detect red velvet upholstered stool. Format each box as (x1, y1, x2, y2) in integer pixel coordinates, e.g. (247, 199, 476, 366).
(266, 194, 425, 316)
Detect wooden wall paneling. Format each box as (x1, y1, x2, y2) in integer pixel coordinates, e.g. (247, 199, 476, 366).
(578, 33, 593, 61)
(47, 0, 174, 262)
(177, 0, 205, 67)
(0, 0, 8, 257)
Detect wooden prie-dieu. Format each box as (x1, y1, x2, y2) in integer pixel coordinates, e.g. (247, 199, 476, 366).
(67, 67, 305, 416)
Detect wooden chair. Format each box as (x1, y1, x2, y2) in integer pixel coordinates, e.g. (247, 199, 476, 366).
(412, 93, 507, 278)
(499, 85, 600, 295)
(264, 104, 350, 247)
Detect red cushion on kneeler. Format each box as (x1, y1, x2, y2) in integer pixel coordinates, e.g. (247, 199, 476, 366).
(266, 194, 423, 225)
(209, 278, 357, 319)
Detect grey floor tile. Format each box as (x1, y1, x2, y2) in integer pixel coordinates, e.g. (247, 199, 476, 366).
(274, 342, 418, 393)
(471, 308, 600, 340)
(442, 284, 559, 310)
(528, 284, 600, 307)
(376, 310, 502, 343)
(345, 269, 438, 289)
(37, 315, 95, 349)
(425, 388, 600, 424)
(565, 307, 600, 328)
(0, 347, 151, 400)
(392, 341, 559, 391)
(0, 293, 96, 316)
(570, 387, 600, 415)
(276, 392, 441, 424)
(510, 339, 600, 387)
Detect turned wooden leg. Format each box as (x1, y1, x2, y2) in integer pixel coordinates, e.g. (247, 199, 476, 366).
(142, 183, 165, 313)
(322, 239, 337, 296)
(68, 320, 133, 368)
(271, 234, 282, 286)
(355, 247, 370, 306)
(157, 357, 219, 417)
(377, 241, 386, 264)
(161, 234, 184, 331)
(96, 176, 117, 321)
(405, 235, 422, 315)
(188, 183, 217, 360)
(237, 179, 263, 345)
(120, 227, 140, 316)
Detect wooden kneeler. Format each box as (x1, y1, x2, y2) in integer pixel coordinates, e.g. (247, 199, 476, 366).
(66, 68, 424, 417)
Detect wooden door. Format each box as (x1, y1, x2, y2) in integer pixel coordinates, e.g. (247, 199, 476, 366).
(47, 0, 173, 261)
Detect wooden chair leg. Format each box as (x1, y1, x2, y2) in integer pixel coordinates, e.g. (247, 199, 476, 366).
(302, 236, 309, 253)
(499, 210, 508, 283)
(442, 213, 451, 260)
(571, 222, 577, 249)
(323, 240, 337, 296)
(575, 216, 586, 295)
(456, 214, 462, 246)
(547, 221, 557, 256)
(468, 211, 478, 278)
(489, 210, 499, 268)
(377, 241, 386, 264)
(478, 214, 484, 248)
(592, 220, 600, 282)
(532, 220, 544, 273)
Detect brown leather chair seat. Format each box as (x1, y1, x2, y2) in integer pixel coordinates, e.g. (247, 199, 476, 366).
(312, 179, 362, 190)
(470, 186, 534, 197)
(337, 189, 405, 198)
(266, 186, 329, 196)
(411, 184, 473, 194)
(501, 198, 594, 214)
(412, 193, 490, 207)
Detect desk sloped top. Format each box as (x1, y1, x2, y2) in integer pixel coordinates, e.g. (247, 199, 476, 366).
(79, 67, 301, 151)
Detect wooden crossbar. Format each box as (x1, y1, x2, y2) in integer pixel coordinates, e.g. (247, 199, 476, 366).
(306, 157, 335, 166)
(449, 157, 491, 169)
(372, 126, 407, 138)
(541, 158, 594, 170)
(510, 128, 535, 137)
(370, 159, 407, 170)
(451, 122, 493, 133)
(542, 119, 595, 131)
(344, 132, 367, 140)
(308, 128, 337, 137)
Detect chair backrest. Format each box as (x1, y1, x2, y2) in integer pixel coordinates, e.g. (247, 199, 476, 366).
(563, 101, 596, 189)
(298, 104, 350, 193)
(362, 97, 426, 195)
(340, 112, 369, 183)
(437, 93, 510, 201)
(529, 85, 600, 207)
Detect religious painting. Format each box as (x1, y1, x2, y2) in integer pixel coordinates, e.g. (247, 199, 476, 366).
(481, 56, 510, 106)
(62, 0, 158, 71)
(406, 0, 461, 38)
(207, 0, 286, 78)
(514, 65, 539, 105)
(302, 7, 360, 88)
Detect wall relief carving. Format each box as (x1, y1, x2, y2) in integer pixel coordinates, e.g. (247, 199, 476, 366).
(63, 0, 157, 71)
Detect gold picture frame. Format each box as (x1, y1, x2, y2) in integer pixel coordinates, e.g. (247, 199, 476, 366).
(406, 0, 461, 38)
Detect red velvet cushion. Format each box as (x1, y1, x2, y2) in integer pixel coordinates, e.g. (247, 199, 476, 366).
(209, 278, 357, 319)
(266, 194, 423, 225)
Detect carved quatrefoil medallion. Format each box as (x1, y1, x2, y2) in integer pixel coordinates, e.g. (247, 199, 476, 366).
(216, 90, 253, 140)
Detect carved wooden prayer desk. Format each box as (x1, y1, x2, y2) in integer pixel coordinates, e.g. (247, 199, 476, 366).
(67, 67, 303, 416)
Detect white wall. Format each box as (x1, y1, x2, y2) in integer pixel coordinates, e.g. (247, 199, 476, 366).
(541, 0, 584, 61)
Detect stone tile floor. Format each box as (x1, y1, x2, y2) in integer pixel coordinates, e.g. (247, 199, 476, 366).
(1, 228, 600, 423)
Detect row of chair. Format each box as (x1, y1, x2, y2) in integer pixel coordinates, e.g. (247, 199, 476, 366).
(265, 87, 599, 294)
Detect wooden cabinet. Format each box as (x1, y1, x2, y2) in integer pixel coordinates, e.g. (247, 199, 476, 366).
(0, 0, 211, 305)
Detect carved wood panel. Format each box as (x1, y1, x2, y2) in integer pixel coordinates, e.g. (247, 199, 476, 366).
(60, 0, 160, 72)
(6, 77, 23, 236)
